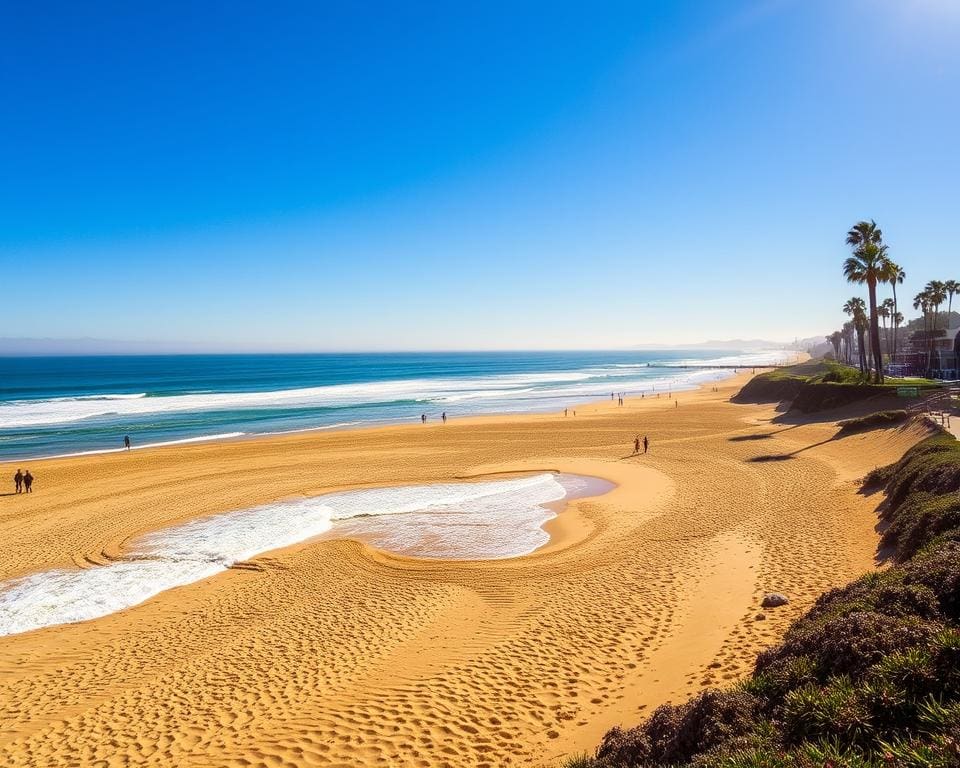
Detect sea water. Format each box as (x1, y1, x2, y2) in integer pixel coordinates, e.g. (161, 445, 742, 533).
(0, 473, 610, 636)
(0, 350, 790, 460)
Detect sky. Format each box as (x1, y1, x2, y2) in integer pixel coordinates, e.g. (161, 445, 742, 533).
(1, 0, 958, 352)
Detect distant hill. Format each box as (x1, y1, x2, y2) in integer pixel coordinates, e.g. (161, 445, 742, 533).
(633, 338, 816, 352)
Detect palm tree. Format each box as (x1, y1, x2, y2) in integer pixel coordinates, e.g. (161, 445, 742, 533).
(842, 321, 856, 365)
(843, 320, 857, 365)
(844, 221, 890, 382)
(926, 280, 947, 332)
(924, 281, 948, 372)
(827, 331, 842, 360)
(843, 297, 869, 374)
(879, 299, 894, 355)
(914, 291, 931, 333)
(888, 262, 905, 356)
(943, 279, 959, 327)
(914, 291, 932, 372)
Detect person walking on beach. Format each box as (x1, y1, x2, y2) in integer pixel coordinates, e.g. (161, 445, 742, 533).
(564, 408, 568, 417)
(643, 435, 649, 454)
(442, 412, 447, 424)
(23, 470, 33, 493)
(633, 436, 640, 455)
(124, 435, 131, 450)
(14, 469, 23, 494)
(421, 414, 426, 424)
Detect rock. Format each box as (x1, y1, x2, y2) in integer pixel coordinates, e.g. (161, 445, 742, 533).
(762, 593, 789, 608)
(755, 613, 766, 621)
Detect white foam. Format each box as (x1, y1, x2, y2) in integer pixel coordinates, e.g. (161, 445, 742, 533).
(0, 353, 793, 430)
(42, 432, 247, 459)
(0, 473, 576, 636)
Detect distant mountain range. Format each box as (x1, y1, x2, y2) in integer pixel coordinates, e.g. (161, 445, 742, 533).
(633, 338, 821, 352)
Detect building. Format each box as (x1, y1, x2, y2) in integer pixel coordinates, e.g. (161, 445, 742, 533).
(888, 325, 959, 380)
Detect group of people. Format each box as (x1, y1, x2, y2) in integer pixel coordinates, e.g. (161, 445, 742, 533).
(420, 412, 448, 424)
(611, 392, 626, 406)
(13, 469, 34, 494)
(633, 435, 649, 455)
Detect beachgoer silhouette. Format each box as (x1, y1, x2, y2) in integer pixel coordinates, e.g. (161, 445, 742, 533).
(564, 408, 568, 417)
(23, 470, 33, 493)
(634, 436, 640, 454)
(14, 469, 23, 494)
(643, 436, 649, 454)
(421, 414, 426, 424)
(124, 435, 131, 450)
(442, 412, 447, 424)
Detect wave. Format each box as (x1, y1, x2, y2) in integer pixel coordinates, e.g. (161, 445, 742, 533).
(61, 393, 148, 401)
(257, 422, 365, 437)
(40, 432, 247, 459)
(0, 473, 569, 636)
(0, 376, 585, 428)
(0, 352, 791, 430)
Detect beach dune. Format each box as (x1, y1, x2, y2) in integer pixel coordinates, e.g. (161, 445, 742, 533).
(0, 372, 926, 767)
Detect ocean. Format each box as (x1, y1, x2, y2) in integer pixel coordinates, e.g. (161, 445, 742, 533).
(0, 350, 790, 461)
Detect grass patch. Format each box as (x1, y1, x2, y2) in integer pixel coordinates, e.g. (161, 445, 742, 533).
(734, 359, 941, 413)
(838, 410, 910, 435)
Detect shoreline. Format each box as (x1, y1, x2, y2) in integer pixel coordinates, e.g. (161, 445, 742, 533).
(0, 360, 925, 768)
(0, 369, 768, 577)
(0, 359, 789, 464)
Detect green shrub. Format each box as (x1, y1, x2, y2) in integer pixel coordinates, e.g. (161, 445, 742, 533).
(561, 752, 594, 768)
(740, 655, 817, 704)
(838, 410, 910, 434)
(782, 677, 873, 747)
(758, 611, 940, 681)
(594, 690, 760, 766)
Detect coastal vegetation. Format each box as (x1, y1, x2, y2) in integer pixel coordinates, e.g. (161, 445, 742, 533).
(843, 220, 891, 383)
(733, 360, 939, 413)
(836, 410, 910, 435)
(566, 424, 960, 768)
(831, 220, 957, 379)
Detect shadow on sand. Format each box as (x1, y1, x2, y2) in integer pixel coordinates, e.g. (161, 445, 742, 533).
(746, 434, 845, 463)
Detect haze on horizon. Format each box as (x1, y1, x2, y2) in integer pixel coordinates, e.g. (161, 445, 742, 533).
(1, 1, 958, 353)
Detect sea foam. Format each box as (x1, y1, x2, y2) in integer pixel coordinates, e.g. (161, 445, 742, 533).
(0, 353, 791, 430)
(0, 473, 590, 637)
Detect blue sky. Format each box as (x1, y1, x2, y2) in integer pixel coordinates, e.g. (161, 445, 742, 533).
(1, 0, 958, 351)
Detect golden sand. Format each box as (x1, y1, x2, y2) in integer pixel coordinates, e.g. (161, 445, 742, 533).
(0, 372, 927, 767)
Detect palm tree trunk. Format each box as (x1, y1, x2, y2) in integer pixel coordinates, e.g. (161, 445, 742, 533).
(862, 332, 867, 374)
(868, 279, 884, 383)
(892, 282, 899, 357)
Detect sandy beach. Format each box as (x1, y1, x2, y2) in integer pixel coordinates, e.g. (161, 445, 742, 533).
(0, 371, 927, 767)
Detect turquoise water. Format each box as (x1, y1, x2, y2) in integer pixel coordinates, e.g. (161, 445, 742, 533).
(0, 350, 786, 460)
